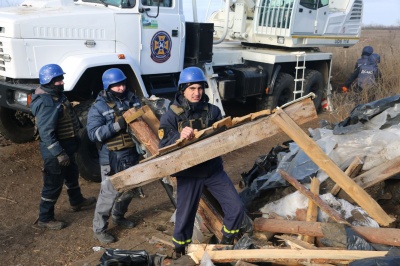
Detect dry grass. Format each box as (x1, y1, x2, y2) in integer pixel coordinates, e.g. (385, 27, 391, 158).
(320, 29, 400, 119)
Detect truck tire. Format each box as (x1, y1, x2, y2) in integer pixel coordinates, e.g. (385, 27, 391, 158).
(0, 106, 35, 143)
(303, 69, 324, 112)
(256, 72, 295, 111)
(74, 102, 101, 183)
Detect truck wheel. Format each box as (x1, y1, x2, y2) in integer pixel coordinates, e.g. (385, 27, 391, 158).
(0, 107, 35, 143)
(74, 102, 101, 183)
(256, 73, 295, 111)
(303, 70, 324, 112)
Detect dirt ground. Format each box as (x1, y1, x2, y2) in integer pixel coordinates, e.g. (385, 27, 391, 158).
(0, 110, 376, 266)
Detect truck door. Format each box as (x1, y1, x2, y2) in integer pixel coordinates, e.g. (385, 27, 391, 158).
(139, 0, 184, 75)
(292, 0, 329, 34)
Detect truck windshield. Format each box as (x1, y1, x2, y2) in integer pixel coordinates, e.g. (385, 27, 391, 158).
(81, 0, 136, 8)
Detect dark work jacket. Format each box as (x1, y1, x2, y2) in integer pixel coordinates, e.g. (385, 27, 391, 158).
(86, 90, 141, 165)
(31, 87, 81, 158)
(158, 92, 223, 178)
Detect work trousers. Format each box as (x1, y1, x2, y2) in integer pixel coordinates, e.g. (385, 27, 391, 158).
(172, 169, 245, 248)
(93, 148, 138, 233)
(39, 138, 84, 222)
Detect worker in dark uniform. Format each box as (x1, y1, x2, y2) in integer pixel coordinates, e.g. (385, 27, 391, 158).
(31, 64, 96, 230)
(87, 68, 142, 244)
(343, 52, 382, 93)
(158, 67, 252, 257)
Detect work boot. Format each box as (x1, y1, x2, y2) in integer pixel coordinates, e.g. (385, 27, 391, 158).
(112, 215, 136, 229)
(71, 196, 97, 212)
(173, 246, 186, 259)
(115, 187, 145, 203)
(37, 219, 67, 230)
(94, 231, 116, 244)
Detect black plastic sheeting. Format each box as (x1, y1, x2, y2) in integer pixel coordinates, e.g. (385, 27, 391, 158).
(98, 249, 165, 266)
(333, 94, 400, 135)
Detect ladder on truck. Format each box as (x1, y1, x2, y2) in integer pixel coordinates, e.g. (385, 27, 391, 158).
(292, 52, 306, 99)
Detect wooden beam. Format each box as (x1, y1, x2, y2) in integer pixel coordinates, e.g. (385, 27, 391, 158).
(279, 170, 349, 225)
(123, 107, 160, 155)
(188, 248, 387, 264)
(254, 218, 400, 247)
(303, 177, 320, 243)
(110, 97, 317, 191)
(330, 156, 364, 195)
(270, 109, 394, 226)
(352, 156, 400, 189)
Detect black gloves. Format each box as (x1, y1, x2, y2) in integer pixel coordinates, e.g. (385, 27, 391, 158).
(118, 117, 127, 130)
(57, 152, 70, 167)
(114, 117, 127, 132)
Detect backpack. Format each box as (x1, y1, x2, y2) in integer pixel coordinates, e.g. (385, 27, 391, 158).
(357, 64, 378, 89)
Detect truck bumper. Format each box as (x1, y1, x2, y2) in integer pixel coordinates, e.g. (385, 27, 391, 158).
(0, 80, 37, 113)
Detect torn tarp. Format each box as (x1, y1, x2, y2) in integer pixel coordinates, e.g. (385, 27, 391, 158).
(333, 94, 400, 135)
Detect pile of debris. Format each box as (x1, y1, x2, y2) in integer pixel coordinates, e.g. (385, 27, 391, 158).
(102, 94, 400, 265)
(204, 95, 400, 265)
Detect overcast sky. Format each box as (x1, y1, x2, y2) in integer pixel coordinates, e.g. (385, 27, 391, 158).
(0, 0, 399, 26)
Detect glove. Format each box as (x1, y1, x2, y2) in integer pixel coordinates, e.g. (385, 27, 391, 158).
(116, 117, 127, 131)
(342, 86, 348, 93)
(57, 152, 70, 167)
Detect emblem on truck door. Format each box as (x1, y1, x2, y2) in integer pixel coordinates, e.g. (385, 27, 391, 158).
(150, 31, 172, 63)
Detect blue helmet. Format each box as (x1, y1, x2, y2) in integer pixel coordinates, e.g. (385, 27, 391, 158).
(178, 67, 208, 91)
(361, 46, 373, 56)
(102, 68, 127, 90)
(39, 64, 65, 85)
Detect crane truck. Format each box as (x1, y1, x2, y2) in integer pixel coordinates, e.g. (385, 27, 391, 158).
(0, 0, 362, 182)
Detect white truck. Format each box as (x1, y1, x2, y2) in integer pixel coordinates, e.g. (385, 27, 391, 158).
(0, 0, 362, 181)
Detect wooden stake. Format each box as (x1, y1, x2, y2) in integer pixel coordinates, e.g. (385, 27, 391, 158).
(330, 156, 363, 195)
(279, 170, 349, 225)
(302, 177, 320, 243)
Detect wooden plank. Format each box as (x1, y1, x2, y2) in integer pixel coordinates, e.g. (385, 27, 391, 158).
(110, 97, 318, 191)
(275, 235, 318, 250)
(279, 170, 349, 225)
(254, 218, 400, 247)
(141, 105, 160, 135)
(188, 248, 387, 264)
(303, 177, 320, 243)
(123, 107, 160, 155)
(352, 156, 400, 189)
(330, 156, 364, 195)
(270, 109, 394, 226)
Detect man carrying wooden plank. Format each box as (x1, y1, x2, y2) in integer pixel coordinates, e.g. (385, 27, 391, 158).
(87, 68, 143, 244)
(158, 67, 252, 257)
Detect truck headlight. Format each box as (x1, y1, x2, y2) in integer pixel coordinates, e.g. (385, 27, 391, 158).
(277, 36, 285, 44)
(14, 91, 32, 106)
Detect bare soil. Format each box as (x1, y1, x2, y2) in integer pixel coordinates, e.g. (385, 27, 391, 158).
(1, 111, 394, 266)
